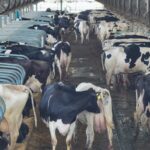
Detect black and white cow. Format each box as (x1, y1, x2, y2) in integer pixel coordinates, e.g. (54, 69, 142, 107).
(3, 44, 55, 65)
(51, 41, 71, 80)
(76, 82, 114, 149)
(103, 34, 150, 50)
(134, 72, 150, 137)
(96, 21, 129, 42)
(0, 57, 51, 87)
(74, 20, 90, 44)
(39, 82, 101, 150)
(52, 13, 71, 40)
(3, 45, 55, 79)
(28, 24, 58, 45)
(0, 41, 27, 47)
(102, 44, 150, 87)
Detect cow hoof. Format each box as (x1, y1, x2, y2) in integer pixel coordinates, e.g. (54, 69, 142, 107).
(85, 147, 92, 150)
(108, 145, 113, 150)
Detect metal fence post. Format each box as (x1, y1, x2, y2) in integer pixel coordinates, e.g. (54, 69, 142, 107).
(0, 16, 2, 28)
(4, 15, 7, 25)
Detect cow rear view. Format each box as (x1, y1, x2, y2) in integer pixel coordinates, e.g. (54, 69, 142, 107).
(39, 82, 101, 150)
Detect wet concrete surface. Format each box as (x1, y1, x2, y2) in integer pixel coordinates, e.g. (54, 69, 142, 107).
(26, 32, 150, 150)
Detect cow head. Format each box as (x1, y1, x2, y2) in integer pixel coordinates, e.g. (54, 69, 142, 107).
(85, 89, 100, 114)
(25, 75, 42, 93)
(46, 34, 57, 45)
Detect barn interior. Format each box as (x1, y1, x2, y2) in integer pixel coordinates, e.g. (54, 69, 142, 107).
(0, 0, 150, 150)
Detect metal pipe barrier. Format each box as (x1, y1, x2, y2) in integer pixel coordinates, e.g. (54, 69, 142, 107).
(98, 0, 150, 26)
(0, 63, 26, 84)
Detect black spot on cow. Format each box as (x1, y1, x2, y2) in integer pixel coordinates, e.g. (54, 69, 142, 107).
(124, 44, 141, 68)
(78, 14, 89, 21)
(146, 110, 150, 117)
(40, 82, 100, 124)
(95, 16, 119, 22)
(107, 54, 111, 59)
(113, 22, 118, 27)
(113, 42, 150, 47)
(74, 21, 80, 35)
(141, 52, 150, 65)
(54, 42, 71, 59)
(108, 34, 148, 40)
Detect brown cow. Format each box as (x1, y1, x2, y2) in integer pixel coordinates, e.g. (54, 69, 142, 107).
(0, 84, 37, 150)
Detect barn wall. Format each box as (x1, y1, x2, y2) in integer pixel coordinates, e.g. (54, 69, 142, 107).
(97, 0, 150, 27)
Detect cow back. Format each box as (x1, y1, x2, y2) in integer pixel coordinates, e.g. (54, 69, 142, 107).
(39, 82, 100, 124)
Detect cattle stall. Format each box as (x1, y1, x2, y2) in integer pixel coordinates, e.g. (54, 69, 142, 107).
(0, 0, 150, 150)
(26, 21, 150, 150)
(97, 0, 150, 27)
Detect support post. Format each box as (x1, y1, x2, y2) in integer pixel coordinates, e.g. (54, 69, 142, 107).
(0, 16, 2, 28)
(60, 0, 63, 11)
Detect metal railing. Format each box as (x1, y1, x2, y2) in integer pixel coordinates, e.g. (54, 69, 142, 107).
(0, 62, 26, 84)
(0, 0, 43, 14)
(98, 0, 150, 26)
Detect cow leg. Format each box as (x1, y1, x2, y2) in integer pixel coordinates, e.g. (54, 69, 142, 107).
(135, 89, 138, 102)
(9, 123, 19, 150)
(72, 121, 78, 144)
(66, 54, 72, 74)
(86, 30, 89, 41)
(49, 122, 57, 150)
(81, 33, 84, 44)
(134, 90, 145, 139)
(66, 122, 76, 150)
(140, 113, 148, 134)
(46, 73, 52, 85)
(85, 113, 94, 149)
(122, 74, 130, 88)
(106, 125, 113, 150)
(106, 71, 113, 87)
(50, 62, 55, 80)
(103, 101, 114, 149)
(74, 31, 78, 42)
(56, 59, 62, 81)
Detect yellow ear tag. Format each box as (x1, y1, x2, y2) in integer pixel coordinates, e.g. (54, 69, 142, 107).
(96, 93, 102, 101)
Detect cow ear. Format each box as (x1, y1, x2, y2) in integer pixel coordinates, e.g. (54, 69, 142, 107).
(103, 90, 110, 98)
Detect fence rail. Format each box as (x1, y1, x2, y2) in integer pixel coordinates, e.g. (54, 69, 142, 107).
(98, 0, 150, 26)
(0, 0, 43, 14)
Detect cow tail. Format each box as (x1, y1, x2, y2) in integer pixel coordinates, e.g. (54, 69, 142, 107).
(101, 52, 106, 71)
(27, 88, 37, 127)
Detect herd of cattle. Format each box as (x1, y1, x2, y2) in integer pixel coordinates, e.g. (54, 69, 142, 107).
(0, 7, 149, 150)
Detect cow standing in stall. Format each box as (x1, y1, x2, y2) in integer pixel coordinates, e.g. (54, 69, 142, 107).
(28, 24, 58, 45)
(102, 44, 150, 87)
(74, 20, 90, 44)
(134, 72, 150, 138)
(76, 82, 114, 149)
(0, 84, 37, 150)
(103, 34, 150, 50)
(39, 82, 101, 150)
(51, 41, 72, 80)
(0, 57, 52, 87)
